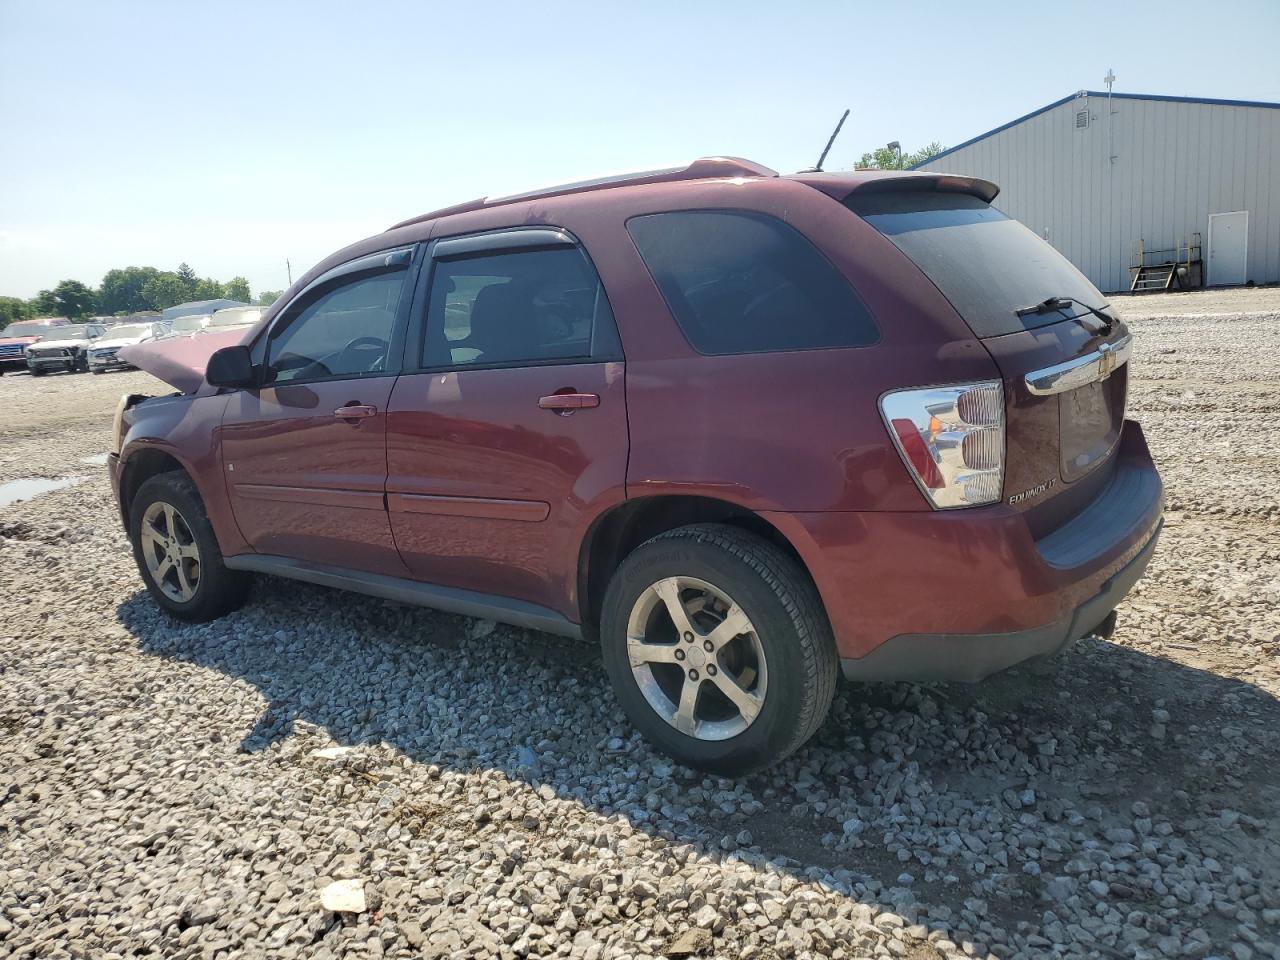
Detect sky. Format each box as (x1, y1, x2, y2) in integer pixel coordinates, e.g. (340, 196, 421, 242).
(2, 0, 1279, 301)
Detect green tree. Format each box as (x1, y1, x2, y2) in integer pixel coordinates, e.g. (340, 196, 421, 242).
(141, 272, 189, 310)
(176, 262, 199, 295)
(193, 278, 227, 300)
(256, 289, 284, 306)
(52, 279, 97, 319)
(0, 296, 31, 324)
(29, 290, 58, 316)
(225, 276, 252, 302)
(855, 141, 946, 170)
(99, 266, 162, 314)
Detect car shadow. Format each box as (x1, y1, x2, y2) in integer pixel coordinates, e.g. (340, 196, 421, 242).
(118, 578, 1280, 955)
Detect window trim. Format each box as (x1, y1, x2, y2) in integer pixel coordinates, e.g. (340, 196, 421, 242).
(249, 246, 421, 388)
(624, 207, 881, 358)
(400, 227, 624, 376)
(432, 227, 575, 261)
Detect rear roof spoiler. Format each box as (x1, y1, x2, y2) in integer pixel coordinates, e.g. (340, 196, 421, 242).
(790, 170, 1000, 205)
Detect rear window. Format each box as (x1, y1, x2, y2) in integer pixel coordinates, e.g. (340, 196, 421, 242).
(847, 191, 1107, 338)
(627, 210, 877, 356)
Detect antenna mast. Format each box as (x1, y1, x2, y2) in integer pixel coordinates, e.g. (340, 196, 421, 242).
(803, 108, 850, 173)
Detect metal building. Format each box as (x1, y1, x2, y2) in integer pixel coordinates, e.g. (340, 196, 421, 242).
(913, 90, 1280, 293)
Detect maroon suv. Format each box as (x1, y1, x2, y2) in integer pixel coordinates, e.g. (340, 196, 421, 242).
(109, 158, 1162, 773)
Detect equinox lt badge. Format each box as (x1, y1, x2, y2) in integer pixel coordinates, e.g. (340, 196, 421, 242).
(1009, 479, 1056, 505)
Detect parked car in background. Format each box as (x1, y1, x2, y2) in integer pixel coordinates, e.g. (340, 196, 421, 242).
(0, 317, 73, 374)
(166, 314, 214, 336)
(26, 322, 110, 375)
(160, 299, 248, 327)
(203, 305, 263, 333)
(88, 322, 166, 373)
(162, 306, 262, 339)
(109, 158, 1163, 773)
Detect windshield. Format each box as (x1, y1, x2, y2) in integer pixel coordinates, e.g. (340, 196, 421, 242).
(170, 316, 208, 332)
(2, 321, 62, 338)
(847, 191, 1107, 338)
(105, 324, 151, 339)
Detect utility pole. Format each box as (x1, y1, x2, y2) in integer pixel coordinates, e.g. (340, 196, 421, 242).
(286, 259, 293, 286)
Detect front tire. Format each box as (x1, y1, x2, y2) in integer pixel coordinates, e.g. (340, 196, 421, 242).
(600, 524, 837, 775)
(129, 471, 251, 622)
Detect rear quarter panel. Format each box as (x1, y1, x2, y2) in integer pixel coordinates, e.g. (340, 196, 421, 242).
(567, 178, 1000, 512)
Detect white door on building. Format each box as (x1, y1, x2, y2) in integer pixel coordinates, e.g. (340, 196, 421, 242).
(1208, 211, 1249, 286)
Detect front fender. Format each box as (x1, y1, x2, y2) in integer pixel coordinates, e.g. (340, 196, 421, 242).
(118, 392, 246, 557)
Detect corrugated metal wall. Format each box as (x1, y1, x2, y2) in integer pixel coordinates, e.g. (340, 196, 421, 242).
(916, 95, 1280, 292)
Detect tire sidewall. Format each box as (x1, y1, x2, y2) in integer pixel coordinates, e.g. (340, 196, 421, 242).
(601, 537, 814, 773)
(129, 474, 226, 620)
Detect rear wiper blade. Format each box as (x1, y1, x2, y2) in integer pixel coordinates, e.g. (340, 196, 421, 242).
(1016, 296, 1114, 333)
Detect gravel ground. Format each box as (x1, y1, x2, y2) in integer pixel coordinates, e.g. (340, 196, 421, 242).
(2, 288, 1278, 960)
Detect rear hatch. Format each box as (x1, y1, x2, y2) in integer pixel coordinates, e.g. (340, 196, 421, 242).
(846, 187, 1129, 535)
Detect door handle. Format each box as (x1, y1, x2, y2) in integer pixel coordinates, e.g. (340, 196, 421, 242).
(538, 392, 600, 413)
(334, 403, 377, 420)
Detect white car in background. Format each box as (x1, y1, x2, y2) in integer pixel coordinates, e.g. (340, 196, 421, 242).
(166, 314, 214, 336)
(25, 322, 110, 375)
(88, 321, 167, 373)
(203, 305, 263, 332)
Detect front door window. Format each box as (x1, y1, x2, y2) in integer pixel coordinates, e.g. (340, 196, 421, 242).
(268, 271, 406, 383)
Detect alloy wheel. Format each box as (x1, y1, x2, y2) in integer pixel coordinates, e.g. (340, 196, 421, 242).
(140, 500, 201, 603)
(626, 576, 767, 741)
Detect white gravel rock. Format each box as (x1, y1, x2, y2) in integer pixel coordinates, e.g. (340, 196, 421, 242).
(319, 879, 367, 914)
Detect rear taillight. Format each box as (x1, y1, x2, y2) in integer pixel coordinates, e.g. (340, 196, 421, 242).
(879, 381, 1004, 509)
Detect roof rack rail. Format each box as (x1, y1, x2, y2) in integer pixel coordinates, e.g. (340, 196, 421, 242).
(389, 157, 778, 231)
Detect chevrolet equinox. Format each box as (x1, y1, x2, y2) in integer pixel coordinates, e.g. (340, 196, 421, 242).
(109, 158, 1163, 773)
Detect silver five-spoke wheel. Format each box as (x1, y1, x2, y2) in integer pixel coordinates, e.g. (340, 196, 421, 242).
(626, 576, 767, 741)
(140, 500, 201, 603)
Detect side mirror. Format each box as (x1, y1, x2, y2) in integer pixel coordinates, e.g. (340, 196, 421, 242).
(206, 345, 256, 388)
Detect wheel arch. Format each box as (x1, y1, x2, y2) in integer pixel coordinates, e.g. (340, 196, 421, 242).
(576, 495, 819, 639)
(118, 445, 190, 529)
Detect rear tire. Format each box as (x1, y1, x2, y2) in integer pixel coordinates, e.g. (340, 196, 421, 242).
(129, 471, 251, 622)
(600, 523, 837, 775)
(30, 367, 46, 377)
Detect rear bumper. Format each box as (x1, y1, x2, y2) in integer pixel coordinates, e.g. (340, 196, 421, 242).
(763, 419, 1163, 681)
(839, 518, 1160, 681)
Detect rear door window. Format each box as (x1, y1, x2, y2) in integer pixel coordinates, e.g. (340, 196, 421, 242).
(848, 191, 1108, 338)
(421, 246, 621, 369)
(626, 210, 877, 356)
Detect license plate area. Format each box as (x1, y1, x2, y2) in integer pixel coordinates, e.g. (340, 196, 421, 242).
(1059, 371, 1125, 481)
